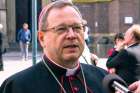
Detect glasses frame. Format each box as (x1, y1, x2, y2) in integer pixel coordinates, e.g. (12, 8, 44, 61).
(44, 23, 86, 34)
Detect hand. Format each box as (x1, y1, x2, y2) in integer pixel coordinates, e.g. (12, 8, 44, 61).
(26, 41, 30, 44)
(108, 68, 116, 74)
(128, 80, 140, 93)
(90, 53, 99, 65)
(115, 42, 125, 51)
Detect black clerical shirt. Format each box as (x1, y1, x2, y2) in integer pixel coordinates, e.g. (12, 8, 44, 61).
(0, 56, 108, 93)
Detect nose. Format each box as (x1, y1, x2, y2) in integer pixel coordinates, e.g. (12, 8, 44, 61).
(66, 27, 77, 39)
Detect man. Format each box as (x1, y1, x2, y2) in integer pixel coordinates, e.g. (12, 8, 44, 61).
(106, 24, 140, 85)
(0, 1, 107, 93)
(17, 23, 31, 61)
(129, 80, 140, 93)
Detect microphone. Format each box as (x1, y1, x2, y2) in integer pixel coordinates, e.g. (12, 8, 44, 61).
(102, 74, 133, 93)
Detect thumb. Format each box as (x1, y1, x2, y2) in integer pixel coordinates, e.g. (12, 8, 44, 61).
(128, 81, 139, 91)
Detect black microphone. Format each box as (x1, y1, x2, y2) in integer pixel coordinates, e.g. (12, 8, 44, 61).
(102, 74, 133, 93)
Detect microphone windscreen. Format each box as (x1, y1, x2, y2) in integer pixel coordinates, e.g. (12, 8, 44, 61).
(102, 74, 128, 93)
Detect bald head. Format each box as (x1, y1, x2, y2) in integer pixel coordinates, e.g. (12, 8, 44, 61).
(38, 0, 83, 32)
(124, 24, 140, 45)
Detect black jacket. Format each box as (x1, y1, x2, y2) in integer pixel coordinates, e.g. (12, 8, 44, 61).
(106, 43, 140, 85)
(0, 56, 108, 93)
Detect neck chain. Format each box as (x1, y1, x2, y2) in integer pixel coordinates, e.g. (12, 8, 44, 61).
(42, 57, 88, 93)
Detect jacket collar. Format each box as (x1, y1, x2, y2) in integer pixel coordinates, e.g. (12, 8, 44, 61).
(42, 55, 80, 76)
(127, 42, 140, 48)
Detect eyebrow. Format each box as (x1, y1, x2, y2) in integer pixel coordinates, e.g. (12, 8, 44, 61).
(49, 22, 83, 28)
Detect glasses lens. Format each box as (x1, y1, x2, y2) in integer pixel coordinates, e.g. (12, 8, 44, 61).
(55, 25, 67, 33)
(72, 24, 84, 32)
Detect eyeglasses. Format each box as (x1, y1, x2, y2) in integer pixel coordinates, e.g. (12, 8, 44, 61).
(45, 23, 86, 34)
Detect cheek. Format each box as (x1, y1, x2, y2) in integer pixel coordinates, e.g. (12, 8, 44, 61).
(46, 35, 63, 50)
(42, 35, 53, 49)
(56, 37, 65, 50)
(78, 34, 85, 50)
(79, 34, 85, 44)
(124, 36, 130, 43)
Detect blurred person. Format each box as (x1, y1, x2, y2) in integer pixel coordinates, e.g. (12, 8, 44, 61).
(17, 23, 31, 61)
(106, 32, 125, 73)
(0, 1, 108, 93)
(79, 43, 93, 65)
(91, 53, 99, 66)
(79, 25, 99, 66)
(129, 80, 140, 93)
(0, 23, 3, 71)
(84, 26, 90, 45)
(79, 24, 93, 65)
(107, 32, 125, 57)
(106, 24, 140, 85)
(79, 43, 100, 66)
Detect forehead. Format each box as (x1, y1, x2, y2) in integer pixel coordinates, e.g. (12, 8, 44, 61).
(47, 6, 82, 25)
(23, 24, 28, 27)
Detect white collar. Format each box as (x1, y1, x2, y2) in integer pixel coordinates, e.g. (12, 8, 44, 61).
(46, 55, 79, 76)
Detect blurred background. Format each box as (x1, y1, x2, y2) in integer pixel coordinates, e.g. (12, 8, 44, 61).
(0, 0, 140, 57)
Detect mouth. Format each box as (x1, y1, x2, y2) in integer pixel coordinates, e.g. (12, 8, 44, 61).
(63, 44, 79, 49)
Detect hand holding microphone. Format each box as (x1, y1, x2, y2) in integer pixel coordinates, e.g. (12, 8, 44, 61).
(102, 74, 133, 93)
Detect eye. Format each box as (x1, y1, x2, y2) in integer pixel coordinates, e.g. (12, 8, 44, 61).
(55, 26, 67, 32)
(72, 24, 83, 32)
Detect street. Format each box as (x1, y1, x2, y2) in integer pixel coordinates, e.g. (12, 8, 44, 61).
(0, 51, 42, 86)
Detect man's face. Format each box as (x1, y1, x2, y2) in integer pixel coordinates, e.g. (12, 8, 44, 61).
(39, 6, 85, 68)
(23, 24, 28, 30)
(124, 29, 133, 45)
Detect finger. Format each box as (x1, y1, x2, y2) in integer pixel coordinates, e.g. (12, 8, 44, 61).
(128, 81, 138, 91)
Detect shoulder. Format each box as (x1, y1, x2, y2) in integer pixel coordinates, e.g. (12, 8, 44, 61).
(18, 29, 23, 34)
(81, 63, 108, 77)
(80, 63, 108, 92)
(1, 62, 46, 86)
(125, 44, 140, 58)
(118, 47, 138, 57)
(19, 29, 23, 32)
(0, 62, 47, 92)
(117, 49, 128, 56)
(126, 44, 140, 51)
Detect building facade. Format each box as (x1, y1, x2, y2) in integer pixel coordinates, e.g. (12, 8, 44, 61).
(0, 0, 140, 57)
(74, 0, 140, 57)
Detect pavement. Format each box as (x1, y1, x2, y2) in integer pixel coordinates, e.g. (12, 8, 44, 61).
(0, 51, 107, 86)
(0, 51, 42, 86)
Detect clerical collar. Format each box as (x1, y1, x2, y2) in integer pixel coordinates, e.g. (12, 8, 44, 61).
(43, 55, 80, 76)
(66, 64, 79, 76)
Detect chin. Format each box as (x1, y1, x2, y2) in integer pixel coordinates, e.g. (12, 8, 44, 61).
(64, 55, 79, 62)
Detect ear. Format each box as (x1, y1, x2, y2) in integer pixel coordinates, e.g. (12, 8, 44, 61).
(38, 31, 45, 47)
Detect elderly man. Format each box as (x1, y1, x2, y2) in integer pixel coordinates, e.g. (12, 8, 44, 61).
(106, 24, 140, 85)
(0, 1, 107, 93)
